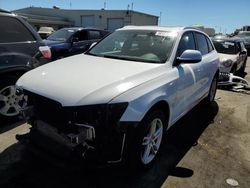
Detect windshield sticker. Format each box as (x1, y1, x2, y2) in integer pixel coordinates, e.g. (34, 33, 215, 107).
(224, 42, 235, 46)
(155, 31, 169, 37)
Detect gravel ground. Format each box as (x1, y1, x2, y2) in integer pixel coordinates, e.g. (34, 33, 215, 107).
(0, 59, 250, 188)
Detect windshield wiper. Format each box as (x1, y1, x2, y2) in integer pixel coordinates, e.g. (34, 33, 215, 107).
(103, 54, 161, 63)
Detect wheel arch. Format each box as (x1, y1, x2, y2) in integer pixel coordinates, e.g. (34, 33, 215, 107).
(142, 100, 171, 129)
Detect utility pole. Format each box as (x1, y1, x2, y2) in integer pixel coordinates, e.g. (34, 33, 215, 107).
(104, 1, 106, 9)
(159, 12, 162, 26)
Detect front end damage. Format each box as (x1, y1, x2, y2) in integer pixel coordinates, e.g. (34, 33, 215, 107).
(16, 91, 137, 166)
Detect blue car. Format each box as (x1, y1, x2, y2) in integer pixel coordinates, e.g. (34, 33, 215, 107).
(44, 27, 110, 60)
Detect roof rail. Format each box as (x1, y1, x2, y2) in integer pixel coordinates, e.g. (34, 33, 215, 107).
(184, 26, 199, 30)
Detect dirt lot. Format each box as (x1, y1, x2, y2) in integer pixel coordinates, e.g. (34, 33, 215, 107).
(0, 60, 250, 188)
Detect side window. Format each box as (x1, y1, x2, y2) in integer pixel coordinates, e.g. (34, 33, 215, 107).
(88, 30, 101, 40)
(0, 16, 35, 43)
(240, 42, 245, 51)
(177, 32, 196, 56)
(206, 37, 214, 52)
(236, 42, 241, 53)
(195, 33, 209, 55)
(74, 30, 88, 41)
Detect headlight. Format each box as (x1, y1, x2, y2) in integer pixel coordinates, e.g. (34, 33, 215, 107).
(221, 60, 232, 67)
(66, 102, 128, 126)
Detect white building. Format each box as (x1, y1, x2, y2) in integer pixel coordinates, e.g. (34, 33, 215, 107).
(14, 7, 158, 31)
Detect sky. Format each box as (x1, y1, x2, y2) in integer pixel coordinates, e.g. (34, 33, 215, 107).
(0, 0, 250, 33)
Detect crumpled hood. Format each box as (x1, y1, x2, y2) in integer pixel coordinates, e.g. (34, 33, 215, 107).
(218, 53, 237, 62)
(17, 54, 164, 106)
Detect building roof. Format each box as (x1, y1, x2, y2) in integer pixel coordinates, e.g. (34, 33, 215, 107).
(14, 7, 158, 18)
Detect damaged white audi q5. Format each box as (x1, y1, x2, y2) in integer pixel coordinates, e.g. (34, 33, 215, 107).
(16, 26, 219, 167)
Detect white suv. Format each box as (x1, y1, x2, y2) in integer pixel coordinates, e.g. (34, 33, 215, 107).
(17, 26, 219, 167)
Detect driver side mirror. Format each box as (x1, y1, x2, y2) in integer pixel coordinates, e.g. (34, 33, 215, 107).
(176, 50, 202, 64)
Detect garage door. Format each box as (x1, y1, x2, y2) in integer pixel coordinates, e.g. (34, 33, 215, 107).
(107, 18, 124, 31)
(81, 16, 95, 27)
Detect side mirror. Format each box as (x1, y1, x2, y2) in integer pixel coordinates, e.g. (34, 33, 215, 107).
(176, 50, 202, 64)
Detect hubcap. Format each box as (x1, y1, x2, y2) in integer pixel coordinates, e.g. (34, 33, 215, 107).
(209, 78, 217, 102)
(141, 118, 163, 165)
(0, 85, 28, 116)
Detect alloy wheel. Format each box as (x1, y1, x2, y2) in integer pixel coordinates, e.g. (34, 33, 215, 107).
(141, 118, 163, 165)
(0, 85, 27, 116)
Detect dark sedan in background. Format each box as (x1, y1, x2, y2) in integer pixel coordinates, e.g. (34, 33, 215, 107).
(44, 27, 110, 60)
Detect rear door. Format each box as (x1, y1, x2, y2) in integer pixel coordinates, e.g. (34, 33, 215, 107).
(0, 15, 40, 69)
(194, 32, 217, 98)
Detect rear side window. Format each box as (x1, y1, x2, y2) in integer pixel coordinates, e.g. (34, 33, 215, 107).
(177, 32, 196, 56)
(206, 37, 214, 52)
(0, 16, 35, 43)
(195, 33, 209, 55)
(88, 30, 101, 39)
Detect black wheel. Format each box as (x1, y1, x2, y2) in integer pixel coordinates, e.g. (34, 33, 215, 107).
(130, 109, 167, 169)
(204, 76, 218, 105)
(239, 58, 247, 74)
(230, 64, 237, 75)
(0, 76, 28, 121)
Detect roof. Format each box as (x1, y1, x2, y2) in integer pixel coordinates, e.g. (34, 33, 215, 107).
(212, 37, 244, 42)
(119, 26, 185, 32)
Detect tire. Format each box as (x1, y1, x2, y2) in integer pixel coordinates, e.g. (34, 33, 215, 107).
(0, 75, 27, 121)
(230, 64, 237, 75)
(204, 75, 218, 105)
(129, 109, 167, 169)
(239, 58, 247, 74)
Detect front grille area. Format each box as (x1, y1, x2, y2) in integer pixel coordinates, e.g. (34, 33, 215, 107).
(25, 91, 68, 131)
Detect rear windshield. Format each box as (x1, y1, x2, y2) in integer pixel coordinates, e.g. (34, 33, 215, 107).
(47, 28, 76, 41)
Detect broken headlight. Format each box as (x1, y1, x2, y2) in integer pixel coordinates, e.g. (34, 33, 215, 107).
(221, 60, 233, 67)
(67, 102, 128, 127)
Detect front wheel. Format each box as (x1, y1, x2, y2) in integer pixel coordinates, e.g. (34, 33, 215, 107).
(130, 110, 167, 168)
(0, 76, 28, 120)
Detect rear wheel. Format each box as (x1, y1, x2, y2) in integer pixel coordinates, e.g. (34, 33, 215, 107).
(130, 110, 167, 168)
(230, 64, 237, 75)
(204, 75, 217, 105)
(0, 76, 27, 121)
(239, 58, 247, 74)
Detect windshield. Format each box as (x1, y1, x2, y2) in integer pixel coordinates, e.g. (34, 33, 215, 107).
(237, 32, 250, 38)
(87, 30, 177, 63)
(213, 41, 236, 54)
(47, 28, 76, 41)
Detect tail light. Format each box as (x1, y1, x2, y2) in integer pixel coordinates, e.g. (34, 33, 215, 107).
(39, 46, 51, 59)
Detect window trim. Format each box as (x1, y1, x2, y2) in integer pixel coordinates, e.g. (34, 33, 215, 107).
(194, 32, 210, 56)
(176, 31, 196, 57)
